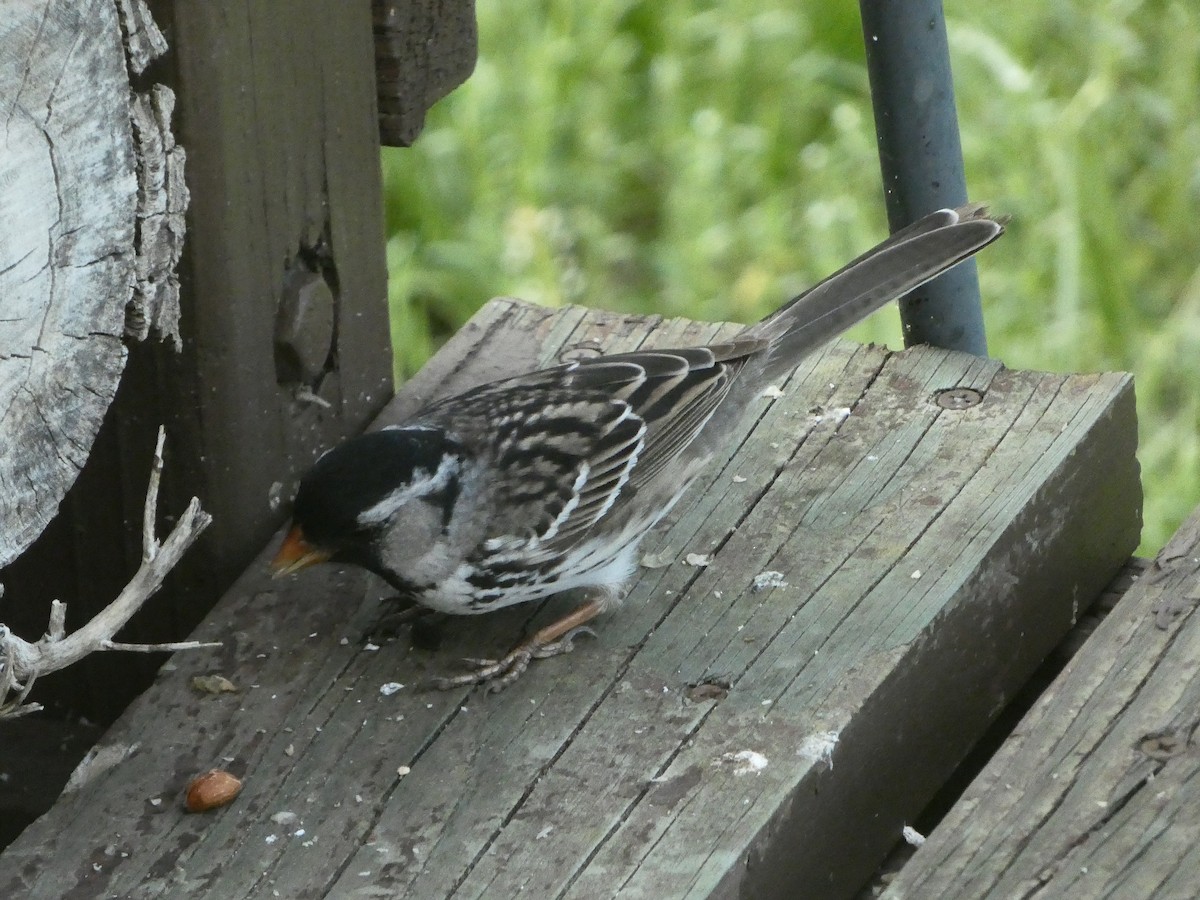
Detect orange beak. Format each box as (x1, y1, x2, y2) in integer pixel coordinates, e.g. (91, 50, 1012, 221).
(270, 525, 332, 577)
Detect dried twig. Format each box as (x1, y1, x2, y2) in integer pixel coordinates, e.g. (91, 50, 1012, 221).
(0, 427, 218, 718)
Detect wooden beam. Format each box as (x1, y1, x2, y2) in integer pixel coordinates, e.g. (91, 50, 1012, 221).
(0, 300, 1140, 897)
(160, 0, 393, 558)
(886, 509, 1200, 898)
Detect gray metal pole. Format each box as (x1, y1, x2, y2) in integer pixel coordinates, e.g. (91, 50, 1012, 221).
(859, 0, 988, 355)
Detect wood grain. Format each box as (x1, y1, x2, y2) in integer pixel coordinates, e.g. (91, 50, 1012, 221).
(372, 0, 477, 147)
(886, 510, 1200, 900)
(0, 300, 1140, 898)
(0, 0, 137, 566)
(0, 0, 393, 727)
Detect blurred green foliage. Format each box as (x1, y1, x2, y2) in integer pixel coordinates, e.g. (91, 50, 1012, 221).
(382, 0, 1200, 553)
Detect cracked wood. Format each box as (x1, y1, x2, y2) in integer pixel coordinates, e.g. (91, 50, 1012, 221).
(0, 0, 183, 567)
(886, 509, 1200, 900)
(0, 300, 1140, 898)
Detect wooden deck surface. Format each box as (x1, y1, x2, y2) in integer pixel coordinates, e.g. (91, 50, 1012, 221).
(886, 509, 1200, 900)
(0, 299, 1140, 898)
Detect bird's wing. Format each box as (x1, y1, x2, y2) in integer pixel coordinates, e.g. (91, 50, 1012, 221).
(425, 342, 764, 548)
(569, 343, 764, 496)
(423, 206, 1004, 549)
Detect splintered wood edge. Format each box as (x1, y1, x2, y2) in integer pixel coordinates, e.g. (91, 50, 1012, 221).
(887, 510, 1200, 899)
(0, 299, 1140, 899)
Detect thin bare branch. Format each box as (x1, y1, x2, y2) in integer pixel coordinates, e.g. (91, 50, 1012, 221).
(102, 639, 221, 653)
(142, 425, 166, 563)
(0, 428, 217, 717)
(47, 600, 66, 642)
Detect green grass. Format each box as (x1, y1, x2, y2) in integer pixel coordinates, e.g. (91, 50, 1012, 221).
(382, 0, 1200, 554)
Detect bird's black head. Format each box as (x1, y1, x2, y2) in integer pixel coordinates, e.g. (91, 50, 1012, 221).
(284, 426, 466, 576)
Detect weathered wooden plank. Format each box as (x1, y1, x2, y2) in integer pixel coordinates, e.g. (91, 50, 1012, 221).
(0, 300, 1140, 898)
(885, 508, 1200, 900)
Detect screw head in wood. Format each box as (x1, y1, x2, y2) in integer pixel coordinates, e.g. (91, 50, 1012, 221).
(934, 387, 984, 410)
(558, 339, 604, 363)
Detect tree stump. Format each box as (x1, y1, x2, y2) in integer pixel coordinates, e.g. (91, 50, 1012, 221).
(0, 0, 184, 568)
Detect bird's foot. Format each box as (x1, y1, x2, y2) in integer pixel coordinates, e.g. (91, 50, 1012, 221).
(431, 625, 597, 692)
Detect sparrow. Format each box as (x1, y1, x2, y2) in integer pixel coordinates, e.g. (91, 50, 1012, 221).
(272, 205, 1003, 690)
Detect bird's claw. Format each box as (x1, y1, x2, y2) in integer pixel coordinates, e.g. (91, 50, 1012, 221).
(530, 625, 597, 659)
(429, 625, 597, 692)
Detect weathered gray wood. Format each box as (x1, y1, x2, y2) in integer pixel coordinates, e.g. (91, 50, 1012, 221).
(162, 0, 394, 561)
(0, 299, 1139, 898)
(1, 0, 393, 726)
(372, 0, 477, 146)
(0, 0, 182, 567)
(885, 509, 1200, 900)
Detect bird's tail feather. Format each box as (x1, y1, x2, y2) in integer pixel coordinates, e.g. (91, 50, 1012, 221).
(748, 204, 1004, 379)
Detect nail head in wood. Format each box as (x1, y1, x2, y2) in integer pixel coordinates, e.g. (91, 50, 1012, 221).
(935, 387, 984, 409)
